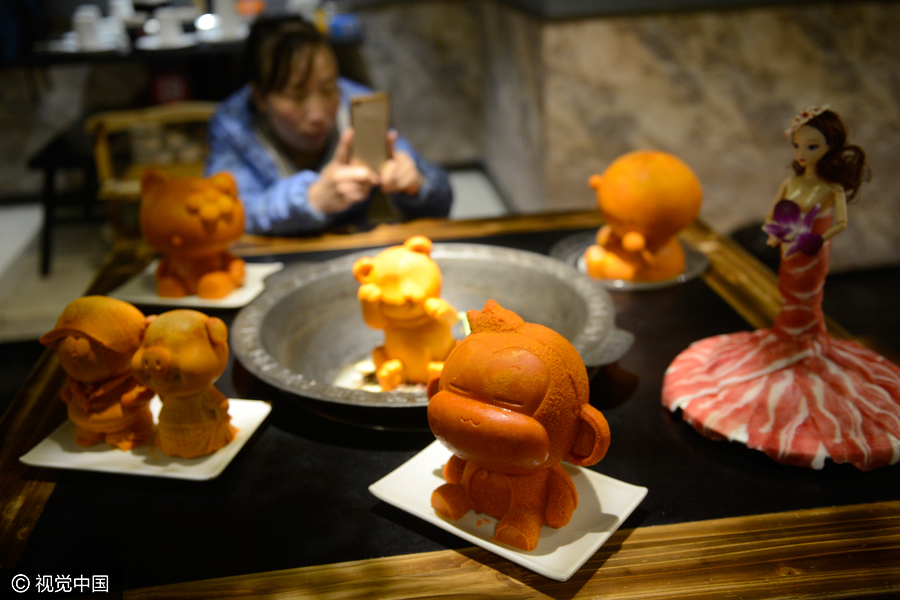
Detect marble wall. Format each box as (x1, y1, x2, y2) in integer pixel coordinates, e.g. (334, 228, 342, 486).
(352, 0, 485, 166)
(0, 62, 149, 199)
(356, 0, 900, 272)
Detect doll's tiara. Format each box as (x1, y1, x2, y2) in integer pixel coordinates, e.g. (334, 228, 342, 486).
(784, 104, 830, 136)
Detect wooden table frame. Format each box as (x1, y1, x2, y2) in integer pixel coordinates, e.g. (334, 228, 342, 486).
(1, 211, 898, 599)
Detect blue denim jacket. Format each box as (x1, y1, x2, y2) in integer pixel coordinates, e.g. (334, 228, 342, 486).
(204, 79, 452, 235)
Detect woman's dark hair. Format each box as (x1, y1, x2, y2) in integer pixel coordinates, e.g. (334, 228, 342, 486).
(241, 16, 331, 97)
(792, 109, 870, 201)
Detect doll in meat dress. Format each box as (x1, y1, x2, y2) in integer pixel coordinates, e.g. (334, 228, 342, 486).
(662, 106, 900, 471)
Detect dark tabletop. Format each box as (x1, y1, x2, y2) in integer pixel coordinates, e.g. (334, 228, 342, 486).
(15, 228, 900, 590)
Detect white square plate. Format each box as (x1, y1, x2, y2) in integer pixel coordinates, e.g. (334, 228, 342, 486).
(109, 261, 283, 309)
(369, 441, 648, 581)
(20, 398, 271, 481)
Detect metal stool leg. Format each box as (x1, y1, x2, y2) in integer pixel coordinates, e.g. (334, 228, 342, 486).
(40, 166, 56, 276)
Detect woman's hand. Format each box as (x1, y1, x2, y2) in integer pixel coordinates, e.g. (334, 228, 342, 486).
(309, 128, 379, 214)
(379, 130, 423, 195)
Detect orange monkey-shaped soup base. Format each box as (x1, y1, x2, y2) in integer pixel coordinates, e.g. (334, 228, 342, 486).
(584, 150, 702, 282)
(140, 169, 246, 299)
(353, 236, 457, 391)
(427, 300, 611, 551)
(132, 309, 237, 458)
(40, 296, 156, 450)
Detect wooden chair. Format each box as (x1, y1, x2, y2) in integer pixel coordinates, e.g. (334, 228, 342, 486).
(85, 101, 218, 240)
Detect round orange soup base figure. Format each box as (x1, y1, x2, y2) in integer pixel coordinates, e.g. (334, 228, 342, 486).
(140, 169, 246, 299)
(40, 296, 155, 450)
(427, 300, 611, 551)
(585, 150, 702, 282)
(353, 236, 458, 391)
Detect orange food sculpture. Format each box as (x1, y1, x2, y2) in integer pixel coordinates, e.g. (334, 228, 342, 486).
(427, 300, 611, 551)
(352, 236, 457, 391)
(132, 309, 237, 458)
(40, 296, 155, 450)
(140, 169, 246, 299)
(584, 150, 702, 282)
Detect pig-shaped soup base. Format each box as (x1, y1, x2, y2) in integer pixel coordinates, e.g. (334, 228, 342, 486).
(353, 236, 457, 391)
(132, 309, 236, 458)
(427, 300, 610, 551)
(140, 169, 246, 299)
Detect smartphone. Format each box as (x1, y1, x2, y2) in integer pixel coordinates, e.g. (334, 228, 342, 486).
(350, 92, 390, 171)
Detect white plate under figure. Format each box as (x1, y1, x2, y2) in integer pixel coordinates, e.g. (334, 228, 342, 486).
(549, 231, 709, 292)
(369, 440, 648, 582)
(19, 398, 271, 481)
(109, 261, 283, 308)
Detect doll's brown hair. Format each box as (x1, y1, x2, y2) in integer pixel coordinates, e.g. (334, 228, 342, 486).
(242, 16, 333, 98)
(792, 110, 869, 201)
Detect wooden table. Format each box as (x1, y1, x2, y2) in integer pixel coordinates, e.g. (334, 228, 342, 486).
(1, 211, 898, 599)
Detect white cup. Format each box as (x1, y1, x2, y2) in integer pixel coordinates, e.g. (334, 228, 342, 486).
(213, 0, 240, 36)
(109, 0, 135, 21)
(72, 4, 102, 51)
(154, 7, 183, 46)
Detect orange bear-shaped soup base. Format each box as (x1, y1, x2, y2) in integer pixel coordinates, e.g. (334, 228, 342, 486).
(140, 169, 246, 299)
(352, 236, 458, 391)
(40, 296, 156, 450)
(131, 309, 237, 458)
(584, 150, 702, 282)
(427, 300, 611, 551)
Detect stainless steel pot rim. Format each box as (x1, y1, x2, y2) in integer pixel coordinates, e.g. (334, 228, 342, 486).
(231, 243, 633, 409)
